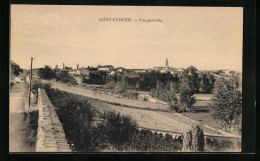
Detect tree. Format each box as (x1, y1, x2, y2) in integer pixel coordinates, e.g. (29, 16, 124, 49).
(182, 125, 205, 152)
(114, 82, 128, 96)
(181, 66, 199, 92)
(209, 77, 242, 131)
(198, 72, 215, 93)
(38, 65, 56, 80)
(179, 80, 196, 114)
(11, 62, 22, 76)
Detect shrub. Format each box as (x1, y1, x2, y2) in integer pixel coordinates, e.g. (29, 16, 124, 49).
(56, 72, 78, 85)
(113, 82, 128, 96)
(10, 82, 15, 87)
(169, 101, 182, 112)
(103, 81, 116, 89)
(38, 65, 56, 80)
(204, 137, 241, 152)
(31, 80, 51, 91)
(98, 111, 138, 150)
(182, 125, 205, 152)
(11, 62, 22, 76)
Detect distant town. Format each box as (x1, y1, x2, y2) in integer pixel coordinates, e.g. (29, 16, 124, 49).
(19, 58, 242, 87)
(10, 57, 242, 152)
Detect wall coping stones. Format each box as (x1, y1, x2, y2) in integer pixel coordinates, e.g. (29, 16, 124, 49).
(36, 88, 72, 152)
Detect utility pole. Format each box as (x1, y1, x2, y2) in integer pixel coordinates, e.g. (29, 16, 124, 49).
(28, 57, 33, 107)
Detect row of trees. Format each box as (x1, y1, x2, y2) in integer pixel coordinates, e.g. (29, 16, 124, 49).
(147, 66, 241, 132)
(38, 65, 78, 85)
(107, 66, 215, 94)
(38, 65, 216, 94)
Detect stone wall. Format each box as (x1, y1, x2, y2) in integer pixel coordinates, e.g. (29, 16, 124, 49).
(36, 88, 71, 152)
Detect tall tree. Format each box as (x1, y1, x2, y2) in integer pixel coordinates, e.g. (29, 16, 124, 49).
(181, 66, 199, 92)
(38, 65, 56, 80)
(209, 77, 242, 131)
(198, 72, 215, 93)
(11, 62, 22, 76)
(179, 80, 196, 114)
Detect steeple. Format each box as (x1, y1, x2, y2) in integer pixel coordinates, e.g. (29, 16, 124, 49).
(165, 58, 169, 68)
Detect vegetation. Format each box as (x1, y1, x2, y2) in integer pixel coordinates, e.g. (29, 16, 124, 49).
(182, 125, 205, 152)
(209, 77, 242, 132)
(198, 72, 215, 93)
(38, 65, 56, 80)
(46, 89, 182, 152)
(56, 71, 78, 85)
(83, 71, 108, 84)
(204, 137, 241, 152)
(31, 79, 52, 102)
(178, 80, 196, 113)
(150, 79, 196, 113)
(31, 79, 52, 91)
(11, 62, 22, 76)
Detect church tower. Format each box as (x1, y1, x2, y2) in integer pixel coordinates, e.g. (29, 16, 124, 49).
(165, 58, 169, 68)
(165, 58, 169, 72)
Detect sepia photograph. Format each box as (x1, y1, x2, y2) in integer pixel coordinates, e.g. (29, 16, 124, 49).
(10, 5, 243, 153)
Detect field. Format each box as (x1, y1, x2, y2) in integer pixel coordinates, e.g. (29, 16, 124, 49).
(46, 88, 241, 152)
(44, 80, 242, 136)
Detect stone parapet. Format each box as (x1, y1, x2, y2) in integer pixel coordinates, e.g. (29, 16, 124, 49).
(36, 88, 71, 152)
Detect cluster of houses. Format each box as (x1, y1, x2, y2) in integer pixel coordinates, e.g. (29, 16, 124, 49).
(60, 58, 185, 79)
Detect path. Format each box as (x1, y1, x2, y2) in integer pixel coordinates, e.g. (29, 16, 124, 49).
(9, 81, 37, 152)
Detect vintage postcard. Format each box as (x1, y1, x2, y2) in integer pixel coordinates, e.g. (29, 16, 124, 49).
(10, 5, 243, 152)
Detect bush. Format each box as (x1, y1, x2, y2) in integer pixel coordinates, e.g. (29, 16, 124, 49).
(38, 65, 56, 80)
(11, 62, 22, 76)
(113, 82, 128, 96)
(31, 80, 51, 91)
(169, 101, 182, 112)
(103, 81, 116, 89)
(10, 82, 15, 87)
(31, 80, 51, 104)
(97, 111, 138, 150)
(56, 72, 78, 85)
(204, 137, 241, 152)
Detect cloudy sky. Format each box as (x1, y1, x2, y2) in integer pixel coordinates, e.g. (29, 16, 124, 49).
(11, 5, 243, 71)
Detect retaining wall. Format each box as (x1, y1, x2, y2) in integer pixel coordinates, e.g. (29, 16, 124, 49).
(36, 88, 71, 152)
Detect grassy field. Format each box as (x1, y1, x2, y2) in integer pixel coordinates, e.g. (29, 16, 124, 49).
(45, 80, 240, 136)
(46, 88, 241, 152)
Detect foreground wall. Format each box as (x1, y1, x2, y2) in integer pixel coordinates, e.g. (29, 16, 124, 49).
(36, 88, 71, 152)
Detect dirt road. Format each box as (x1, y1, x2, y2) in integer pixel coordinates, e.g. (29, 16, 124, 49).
(9, 81, 37, 152)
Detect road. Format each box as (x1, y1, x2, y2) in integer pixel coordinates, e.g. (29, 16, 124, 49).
(9, 81, 37, 152)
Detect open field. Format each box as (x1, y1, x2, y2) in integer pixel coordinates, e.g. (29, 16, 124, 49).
(44, 82, 240, 138)
(41, 80, 240, 138)
(46, 89, 241, 151)
(45, 80, 170, 112)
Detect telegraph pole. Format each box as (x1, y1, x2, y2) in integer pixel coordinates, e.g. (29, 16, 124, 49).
(28, 57, 33, 107)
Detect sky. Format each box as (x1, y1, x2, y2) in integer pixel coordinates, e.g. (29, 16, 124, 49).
(11, 5, 243, 71)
